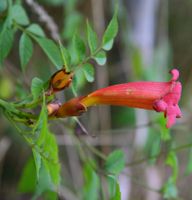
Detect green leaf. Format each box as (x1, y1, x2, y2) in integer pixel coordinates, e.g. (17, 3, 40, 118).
(82, 63, 95, 82)
(107, 175, 121, 200)
(36, 100, 48, 146)
(32, 150, 42, 181)
(185, 148, 192, 175)
(103, 39, 114, 51)
(72, 34, 86, 63)
(102, 9, 118, 51)
(94, 50, 106, 65)
(35, 37, 62, 69)
(149, 139, 161, 164)
(86, 21, 98, 54)
(166, 151, 178, 182)
(0, 28, 14, 63)
(31, 77, 44, 100)
(33, 160, 54, 199)
(33, 94, 47, 146)
(19, 33, 33, 71)
(71, 75, 78, 96)
(83, 163, 100, 200)
(158, 116, 171, 141)
(18, 158, 37, 193)
(58, 41, 71, 71)
(32, 97, 60, 188)
(72, 69, 87, 91)
(11, 5, 29, 25)
(27, 24, 45, 37)
(162, 178, 178, 199)
(42, 132, 60, 185)
(105, 150, 125, 175)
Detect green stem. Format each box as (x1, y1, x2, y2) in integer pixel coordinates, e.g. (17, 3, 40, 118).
(0, 98, 37, 122)
(9, 105, 37, 119)
(5, 112, 33, 143)
(14, 94, 54, 109)
(13, 20, 37, 40)
(126, 142, 192, 167)
(58, 39, 70, 72)
(70, 45, 103, 97)
(173, 142, 192, 152)
(79, 137, 107, 160)
(72, 117, 107, 160)
(73, 45, 103, 72)
(0, 98, 9, 108)
(8, 113, 58, 165)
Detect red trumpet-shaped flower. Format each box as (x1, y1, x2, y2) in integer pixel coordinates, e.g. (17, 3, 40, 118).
(55, 69, 182, 128)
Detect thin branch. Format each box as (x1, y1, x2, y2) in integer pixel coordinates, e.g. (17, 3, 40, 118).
(73, 117, 89, 136)
(72, 118, 108, 160)
(78, 136, 107, 160)
(25, 0, 60, 40)
(126, 142, 192, 167)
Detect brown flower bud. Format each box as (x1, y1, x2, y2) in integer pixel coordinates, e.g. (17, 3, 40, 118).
(46, 69, 74, 95)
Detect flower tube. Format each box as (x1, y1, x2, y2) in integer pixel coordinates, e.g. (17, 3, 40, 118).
(55, 69, 182, 128)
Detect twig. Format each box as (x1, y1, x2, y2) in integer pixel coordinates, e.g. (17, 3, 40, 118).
(78, 136, 107, 160)
(73, 117, 89, 136)
(25, 0, 60, 40)
(126, 142, 192, 167)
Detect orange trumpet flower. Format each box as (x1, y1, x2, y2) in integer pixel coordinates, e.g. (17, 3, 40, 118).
(54, 69, 182, 128)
